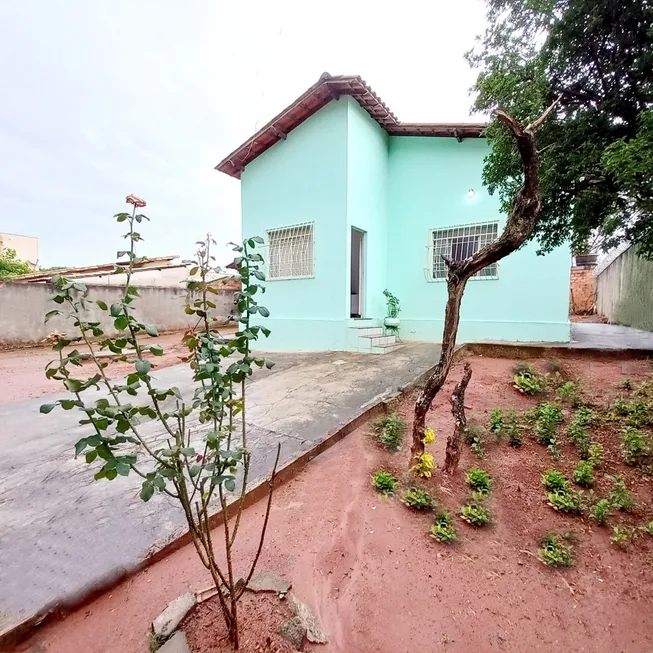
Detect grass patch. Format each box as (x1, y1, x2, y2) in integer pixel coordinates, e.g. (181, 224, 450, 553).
(539, 532, 574, 567)
(371, 470, 397, 495)
(372, 413, 406, 451)
(460, 500, 491, 527)
(431, 511, 457, 543)
(465, 468, 492, 495)
(401, 486, 435, 511)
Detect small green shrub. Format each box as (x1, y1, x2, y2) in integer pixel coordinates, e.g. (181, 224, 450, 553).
(411, 451, 435, 478)
(372, 413, 406, 451)
(539, 532, 574, 567)
(614, 397, 653, 428)
(622, 377, 633, 391)
(587, 442, 604, 467)
(589, 498, 612, 525)
(513, 365, 545, 395)
(431, 511, 456, 543)
(611, 525, 637, 547)
(557, 380, 578, 403)
(460, 501, 491, 526)
(607, 475, 635, 510)
(573, 460, 594, 487)
(489, 409, 504, 436)
(547, 489, 583, 514)
(534, 402, 564, 449)
(644, 521, 653, 536)
(401, 486, 434, 511)
(567, 407, 594, 458)
(620, 426, 649, 466)
(464, 424, 487, 458)
(465, 468, 492, 495)
(505, 409, 522, 447)
(371, 470, 397, 495)
(542, 469, 569, 492)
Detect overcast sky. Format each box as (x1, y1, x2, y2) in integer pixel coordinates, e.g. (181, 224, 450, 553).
(0, 0, 487, 268)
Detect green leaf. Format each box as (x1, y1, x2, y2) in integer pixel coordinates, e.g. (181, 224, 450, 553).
(135, 359, 151, 375)
(105, 468, 118, 481)
(145, 324, 159, 337)
(114, 315, 129, 330)
(140, 482, 155, 502)
(225, 478, 236, 492)
(251, 235, 264, 244)
(109, 303, 123, 317)
(179, 447, 196, 457)
(264, 359, 275, 369)
(45, 309, 61, 323)
(96, 300, 108, 310)
(74, 439, 88, 456)
(40, 403, 57, 414)
(258, 306, 270, 317)
(116, 462, 131, 476)
(64, 378, 83, 392)
(85, 450, 98, 463)
(150, 345, 164, 356)
(189, 465, 202, 477)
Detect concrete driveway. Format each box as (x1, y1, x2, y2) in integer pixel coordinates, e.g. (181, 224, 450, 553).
(0, 343, 441, 640)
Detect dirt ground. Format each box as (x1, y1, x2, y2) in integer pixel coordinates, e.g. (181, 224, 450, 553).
(0, 328, 236, 404)
(18, 354, 653, 653)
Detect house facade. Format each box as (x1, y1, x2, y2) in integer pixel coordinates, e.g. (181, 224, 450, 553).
(217, 74, 571, 352)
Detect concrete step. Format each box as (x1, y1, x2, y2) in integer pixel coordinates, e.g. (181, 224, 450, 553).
(360, 334, 396, 347)
(370, 343, 404, 354)
(352, 326, 384, 337)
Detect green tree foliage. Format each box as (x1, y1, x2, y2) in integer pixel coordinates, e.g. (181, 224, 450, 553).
(0, 248, 31, 279)
(468, 0, 653, 256)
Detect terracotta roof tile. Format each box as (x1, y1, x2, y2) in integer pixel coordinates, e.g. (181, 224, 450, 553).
(215, 73, 486, 179)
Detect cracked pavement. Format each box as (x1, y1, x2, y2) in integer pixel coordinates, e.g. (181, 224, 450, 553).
(0, 343, 441, 639)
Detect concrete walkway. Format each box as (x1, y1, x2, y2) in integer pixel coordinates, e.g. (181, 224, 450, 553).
(570, 322, 653, 350)
(0, 343, 441, 640)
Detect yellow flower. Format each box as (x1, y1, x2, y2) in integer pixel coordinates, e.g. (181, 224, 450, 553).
(423, 428, 435, 445)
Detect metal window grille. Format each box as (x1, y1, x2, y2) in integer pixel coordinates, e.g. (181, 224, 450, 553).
(266, 223, 314, 279)
(430, 222, 499, 280)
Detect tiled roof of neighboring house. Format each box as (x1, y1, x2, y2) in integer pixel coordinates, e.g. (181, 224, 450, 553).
(216, 73, 487, 179)
(11, 256, 182, 283)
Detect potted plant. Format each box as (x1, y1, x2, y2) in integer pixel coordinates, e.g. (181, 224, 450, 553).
(383, 289, 400, 333)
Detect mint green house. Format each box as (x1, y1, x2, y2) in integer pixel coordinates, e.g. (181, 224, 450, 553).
(216, 74, 571, 352)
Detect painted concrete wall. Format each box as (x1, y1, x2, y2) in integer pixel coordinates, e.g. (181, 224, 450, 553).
(386, 136, 570, 343)
(241, 100, 350, 350)
(596, 246, 653, 331)
(0, 283, 237, 348)
(239, 99, 571, 351)
(346, 98, 388, 321)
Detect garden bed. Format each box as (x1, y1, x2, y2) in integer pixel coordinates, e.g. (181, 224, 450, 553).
(20, 353, 653, 653)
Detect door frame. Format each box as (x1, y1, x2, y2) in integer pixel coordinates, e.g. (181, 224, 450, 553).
(350, 227, 366, 318)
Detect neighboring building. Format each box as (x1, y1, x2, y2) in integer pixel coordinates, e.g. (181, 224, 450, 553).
(0, 233, 38, 269)
(12, 255, 238, 289)
(596, 245, 653, 332)
(216, 73, 571, 352)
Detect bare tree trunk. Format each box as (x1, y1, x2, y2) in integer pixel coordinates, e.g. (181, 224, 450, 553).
(410, 100, 560, 462)
(444, 362, 472, 473)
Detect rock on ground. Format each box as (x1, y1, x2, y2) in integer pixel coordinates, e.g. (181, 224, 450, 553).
(158, 631, 192, 653)
(153, 592, 197, 640)
(278, 616, 306, 650)
(288, 594, 328, 644)
(247, 570, 292, 594)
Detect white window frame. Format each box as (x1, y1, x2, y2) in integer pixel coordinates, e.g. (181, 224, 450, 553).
(427, 221, 500, 282)
(265, 222, 315, 281)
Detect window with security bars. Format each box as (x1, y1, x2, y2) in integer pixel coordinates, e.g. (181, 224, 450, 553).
(430, 222, 499, 280)
(267, 223, 314, 279)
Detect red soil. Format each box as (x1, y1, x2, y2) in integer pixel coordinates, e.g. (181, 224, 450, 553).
(18, 355, 653, 653)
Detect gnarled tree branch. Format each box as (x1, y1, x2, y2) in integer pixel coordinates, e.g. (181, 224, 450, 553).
(410, 101, 557, 463)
